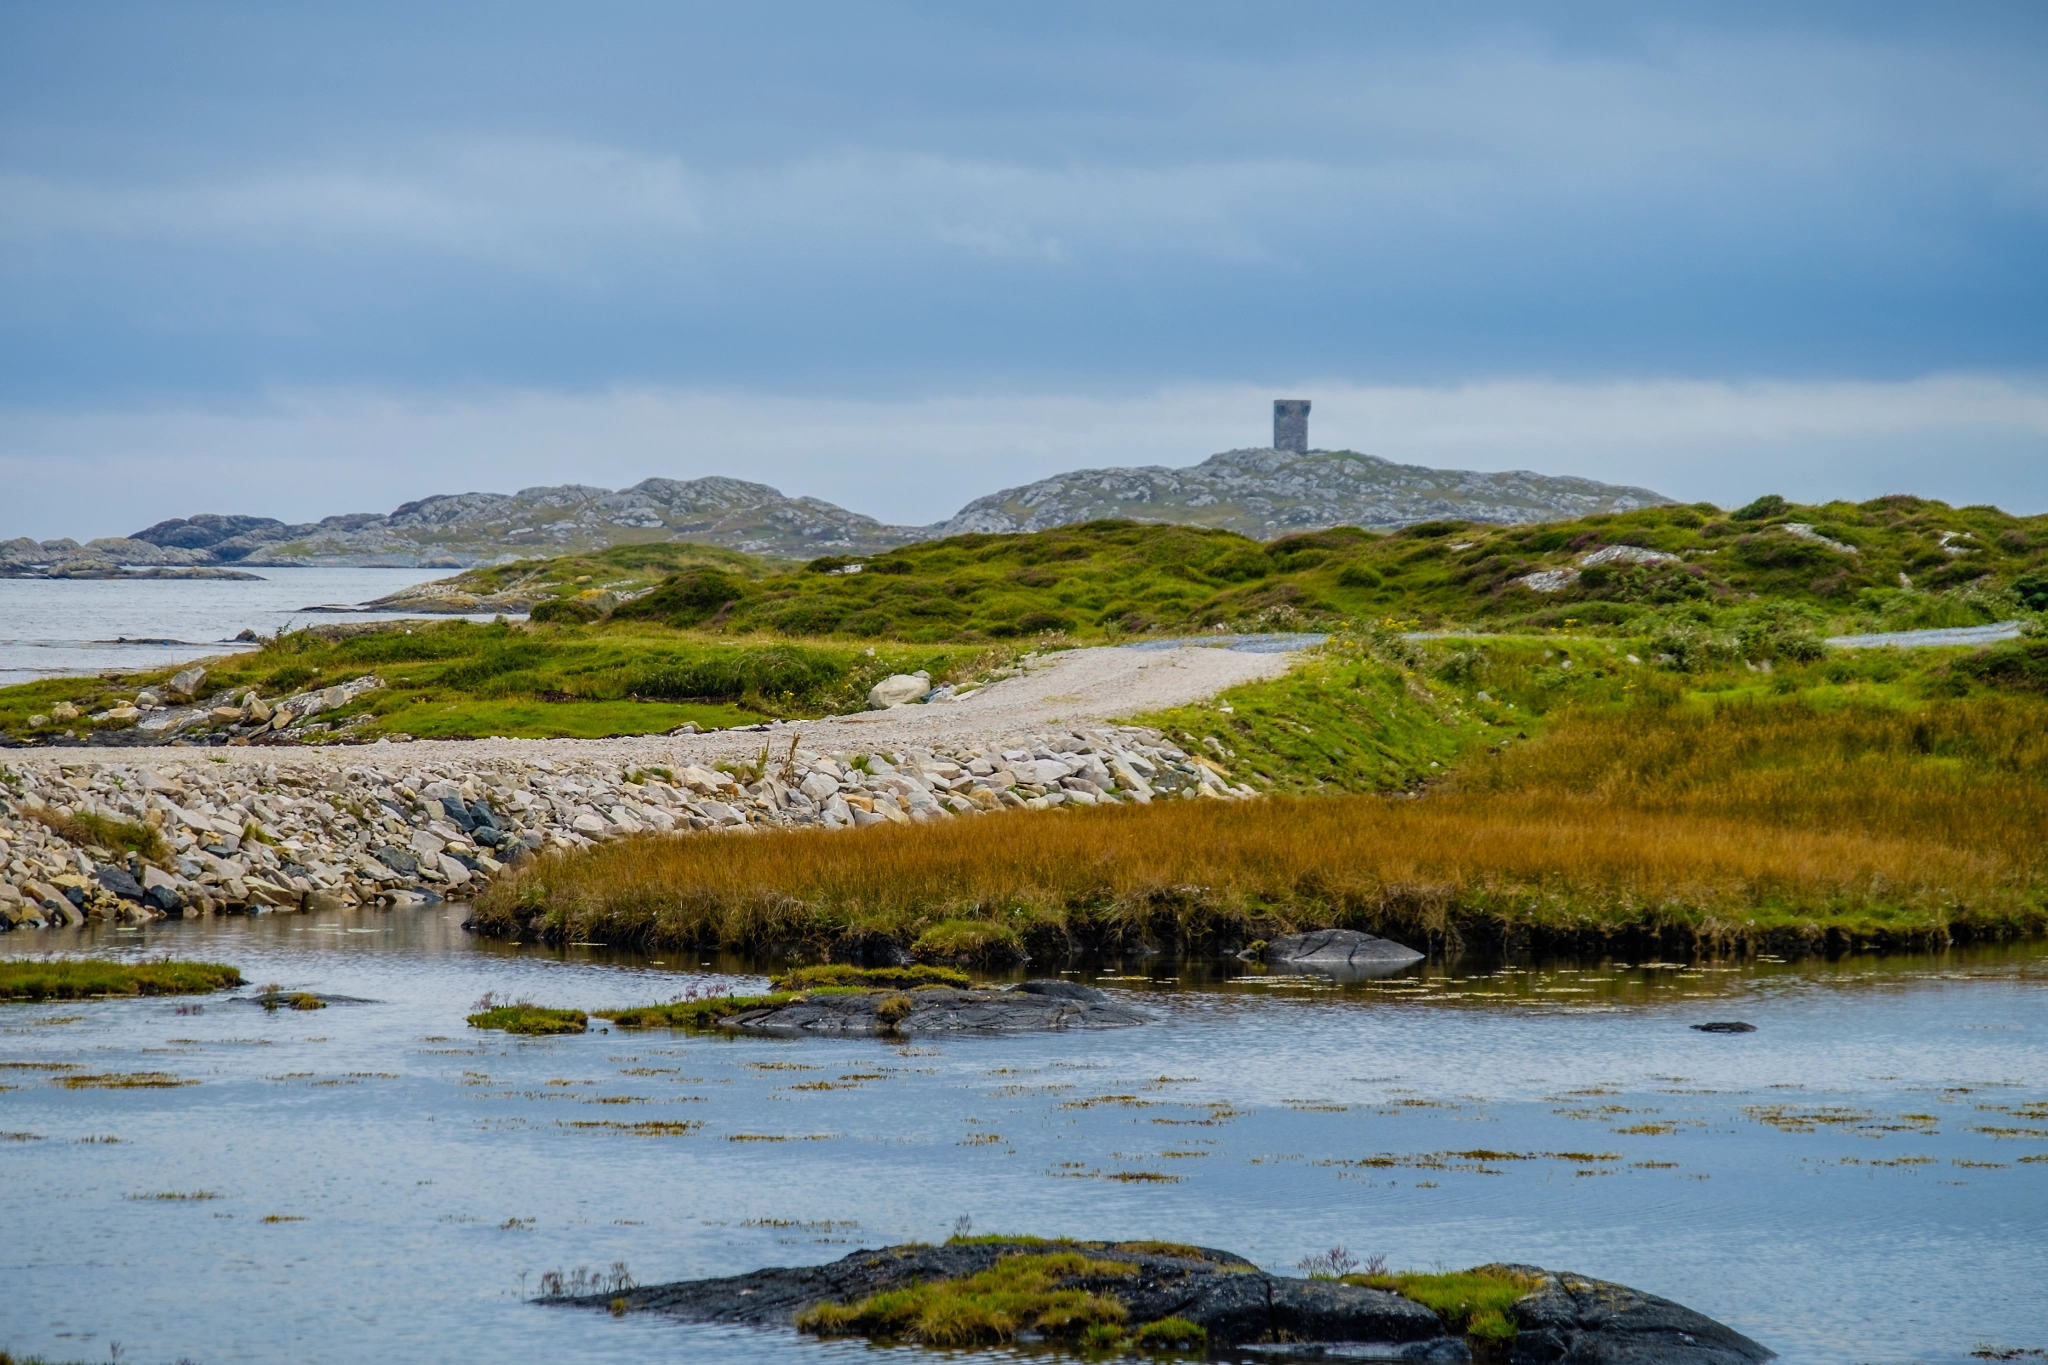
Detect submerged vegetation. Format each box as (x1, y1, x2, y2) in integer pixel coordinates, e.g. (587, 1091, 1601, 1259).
(0, 959, 243, 1002)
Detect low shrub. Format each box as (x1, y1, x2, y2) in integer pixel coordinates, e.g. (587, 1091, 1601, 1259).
(23, 806, 166, 861)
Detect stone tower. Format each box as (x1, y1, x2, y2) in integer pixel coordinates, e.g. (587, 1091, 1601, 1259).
(1273, 399, 1310, 454)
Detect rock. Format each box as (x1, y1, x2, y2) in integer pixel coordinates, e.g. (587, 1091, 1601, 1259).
(1691, 1022, 1757, 1034)
(49, 701, 79, 721)
(559, 1240, 1455, 1353)
(1263, 928, 1425, 975)
(93, 863, 147, 903)
(700, 982, 1147, 1035)
(866, 672, 932, 709)
(1488, 1264, 1774, 1364)
(166, 666, 207, 700)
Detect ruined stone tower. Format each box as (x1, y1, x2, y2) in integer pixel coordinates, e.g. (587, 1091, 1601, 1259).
(1273, 399, 1310, 454)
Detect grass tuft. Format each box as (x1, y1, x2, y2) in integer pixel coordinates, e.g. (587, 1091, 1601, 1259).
(467, 1003, 588, 1035)
(770, 964, 971, 991)
(0, 959, 241, 1002)
(797, 1250, 1136, 1346)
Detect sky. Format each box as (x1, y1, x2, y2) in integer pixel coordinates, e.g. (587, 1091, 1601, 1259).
(3, 1, 2046, 539)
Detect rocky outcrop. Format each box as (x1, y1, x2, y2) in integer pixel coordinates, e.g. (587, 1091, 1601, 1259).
(562, 1241, 1456, 1354)
(554, 1241, 1771, 1363)
(120, 477, 927, 567)
(21, 449, 1669, 571)
(937, 448, 1671, 540)
(708, 980, 1148, 1034)
(1487, 1265, 1773, 1364)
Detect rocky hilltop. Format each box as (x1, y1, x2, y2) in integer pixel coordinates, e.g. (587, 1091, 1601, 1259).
(113, 477, 926, 568)
(938, 447, 1670, 539)
(6, 450, 1671, 575)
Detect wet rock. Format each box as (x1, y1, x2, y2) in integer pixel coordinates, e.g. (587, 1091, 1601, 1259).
(1264, 928, 1424, 973)
(1489, 1265, 1773, 1364)
(1690, 1022, 1757, 1034)
(714, 981, 1147, 1035)
(560, 1240, 1448, 1353)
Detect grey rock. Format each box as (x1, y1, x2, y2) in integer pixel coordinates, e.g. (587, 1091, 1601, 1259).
(1491, 1265, 1773, 1364)
(867, 672, 931, 709)
(556, 1240, 1442, 1350)
(938, 447, 1670, 540)
(372, 846, 421, 875)
(93, 863, 147, 903)
(1265, 929, 1424, 973)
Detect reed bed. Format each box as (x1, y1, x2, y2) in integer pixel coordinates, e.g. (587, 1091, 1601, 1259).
(473, 693, 2048, 957)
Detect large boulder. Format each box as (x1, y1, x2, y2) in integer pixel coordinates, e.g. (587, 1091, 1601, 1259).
(1264, 928, 1424, 975)
(866, 671, 931, 708)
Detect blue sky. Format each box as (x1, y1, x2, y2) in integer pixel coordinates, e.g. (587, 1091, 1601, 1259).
(3, 1, 2046, 537)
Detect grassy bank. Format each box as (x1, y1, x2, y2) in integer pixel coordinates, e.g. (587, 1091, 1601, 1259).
(469, 676, 2048, 958)
(0, 959, 243, 1001)
(0, 621, 1003, 742)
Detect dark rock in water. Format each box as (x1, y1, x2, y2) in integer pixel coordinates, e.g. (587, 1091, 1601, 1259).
(143, 885, 184, 916)
(555, 1240, 1455, 1354)
(1264, 928, 1424, 976)
(93, 863, 146, 903)
(1487, 1264, 1774, 1363)
(717, 981, 1147, 1035)
(1691, 1022, 1758, 1034)
(1010, 978, 1101, 1001)
(554, 1243, 1770, 1363)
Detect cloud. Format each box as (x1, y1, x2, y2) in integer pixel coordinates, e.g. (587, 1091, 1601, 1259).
(4, 373, 2044, 541)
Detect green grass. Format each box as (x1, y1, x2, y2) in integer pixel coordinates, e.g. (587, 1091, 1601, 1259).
(0, 959, 242, 1002)
(1348, 1268, 1541, 1349)
(21, 806, 167, 861)
(466, 1003, 588, 1034)
(598, 993, 798, 1029)
(482, 496, 2048, 644)
(796, 1250, 1136, 1347)
(0, 619, 999, 741)
(770, 964, 971, 990)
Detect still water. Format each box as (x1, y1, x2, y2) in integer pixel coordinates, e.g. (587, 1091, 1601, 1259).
(0, 569, 493, 687)
(2, 916, 2043, 1365)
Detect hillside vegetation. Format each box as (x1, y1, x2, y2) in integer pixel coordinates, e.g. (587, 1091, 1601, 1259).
(416, 493, 2048, 642)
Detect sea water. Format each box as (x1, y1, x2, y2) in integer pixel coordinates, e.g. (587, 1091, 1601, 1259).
(0, 569, 491, 687)
(1, 914, 2042, 1365)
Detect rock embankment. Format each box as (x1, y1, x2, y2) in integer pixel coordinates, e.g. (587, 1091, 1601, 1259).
(557, 1239, 1773, 1363)
(712, 980, 1147, 1035)
(0, 726, 1243, 930)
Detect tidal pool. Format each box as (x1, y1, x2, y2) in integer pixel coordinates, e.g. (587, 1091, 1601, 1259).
(2, 912, 2043, 1365)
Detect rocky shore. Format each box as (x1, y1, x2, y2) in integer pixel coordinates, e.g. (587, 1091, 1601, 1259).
(557, 1239, 1773, 1363)
(0, 722, 1247, 930)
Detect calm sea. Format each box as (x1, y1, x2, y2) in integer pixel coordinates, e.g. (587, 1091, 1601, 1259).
(0, 569, 497, 687)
